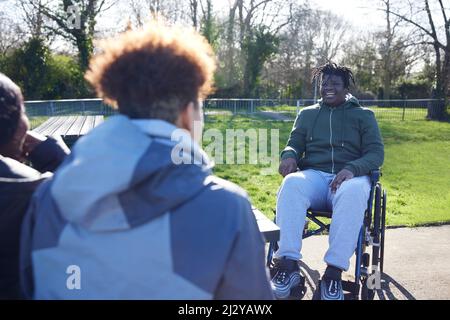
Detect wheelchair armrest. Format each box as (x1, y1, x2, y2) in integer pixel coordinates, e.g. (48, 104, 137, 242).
(370, 170, 382, 183)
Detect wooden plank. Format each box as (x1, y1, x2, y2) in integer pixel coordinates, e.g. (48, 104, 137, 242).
(52, 116, 78, 137)
(65, 116, 88, 138)
(253, 207, 269, 221)
(40, 117, 67, 137)
(79, 116, 96, 136)
(32, 117, 60, 135)
(94, 115, 104, 127)
(252, 207, 280, 243)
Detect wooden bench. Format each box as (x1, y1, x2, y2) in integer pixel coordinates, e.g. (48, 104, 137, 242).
(33, 116, 104, 146)
(253, 207, 280, 243)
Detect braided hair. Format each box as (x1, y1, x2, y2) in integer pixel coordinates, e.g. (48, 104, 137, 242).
(312, 61, 355, 89)
(0, 74, 23, 147)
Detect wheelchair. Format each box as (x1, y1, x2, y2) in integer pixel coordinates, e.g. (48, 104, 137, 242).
(266, 170, 387, 300)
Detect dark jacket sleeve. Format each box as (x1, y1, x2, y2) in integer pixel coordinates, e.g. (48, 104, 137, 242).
(344, 110, 385, 177)
(19, 179, 53, 300)
(28, 137, 70, 173)
(19, 188, 37, 300)
(214, 198, 274, 300)
(281, 111, 307, 163)
(0, 177, 48, 300)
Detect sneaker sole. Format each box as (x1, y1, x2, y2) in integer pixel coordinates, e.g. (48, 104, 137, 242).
(272, 274, 302, 299)
(320, 282, 344, 301)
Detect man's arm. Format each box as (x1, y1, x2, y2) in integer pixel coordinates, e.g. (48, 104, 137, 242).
(214, 198, 274, 300)
(279, 111, 307, 177)
(281, 111, 307, 162)
(26, 134, 70, 173)
(344, 110, 385, 177)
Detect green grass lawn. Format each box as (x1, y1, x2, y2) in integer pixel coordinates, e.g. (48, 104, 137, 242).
(204, 115, 450, 227)
(29, 113, 449, 227)
(28, 117, 50, 129)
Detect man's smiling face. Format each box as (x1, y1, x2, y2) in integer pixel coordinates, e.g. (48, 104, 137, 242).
(320, 74, 349, 107)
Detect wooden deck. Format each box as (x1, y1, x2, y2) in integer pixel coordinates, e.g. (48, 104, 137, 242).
(253, 207, 280, 243)
(32, 116, 104, 145)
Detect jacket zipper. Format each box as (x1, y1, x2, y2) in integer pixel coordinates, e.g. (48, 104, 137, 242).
(330, 109, 335, 174)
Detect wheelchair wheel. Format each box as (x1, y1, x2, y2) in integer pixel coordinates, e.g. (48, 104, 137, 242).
(370, 185, 382, 267)
(380, 190, 387, 274)
(361, 184, 383, 301)
(361, 277, 376, 300)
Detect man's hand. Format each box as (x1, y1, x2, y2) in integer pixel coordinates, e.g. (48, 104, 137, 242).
(330, 169, 354, 193)
(22, 131, 47, 158)
(279, 158, 298, 177)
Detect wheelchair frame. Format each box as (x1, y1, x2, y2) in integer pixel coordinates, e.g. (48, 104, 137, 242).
(267, 170, 387, 300)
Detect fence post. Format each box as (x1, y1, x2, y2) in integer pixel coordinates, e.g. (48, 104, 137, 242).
(50, 101, 55, 116)
(234, 100, 237, 115)
(251, 99, 254, 114)
(297, 100, 300, 115)
(402, 98, 407, 121)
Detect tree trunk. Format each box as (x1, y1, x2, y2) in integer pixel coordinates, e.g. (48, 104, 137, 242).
(226, 2, 238, 89)
(383, 0, 392, 100)
(427, 44, 447, 120)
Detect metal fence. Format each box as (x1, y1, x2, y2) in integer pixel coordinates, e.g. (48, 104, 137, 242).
(204, 98, 444, 121)
(25, 98, 445, 128)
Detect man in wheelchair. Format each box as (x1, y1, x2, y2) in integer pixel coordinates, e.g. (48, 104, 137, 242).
(271, 62, 384, 300)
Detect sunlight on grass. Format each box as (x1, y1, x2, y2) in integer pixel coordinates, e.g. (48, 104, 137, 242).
(205, 115, 450, 227)
(29, 113, 449, 227)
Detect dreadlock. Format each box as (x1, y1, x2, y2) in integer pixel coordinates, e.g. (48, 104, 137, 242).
(312, 61, 355, 89)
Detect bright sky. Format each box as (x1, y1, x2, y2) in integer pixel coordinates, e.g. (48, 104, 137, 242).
(98, 0, 386, 33)
(0, 0, 394, 51)
(0, 0, 386, 33)
(310, 0, 385, 30)
(209, 0, 385, 30)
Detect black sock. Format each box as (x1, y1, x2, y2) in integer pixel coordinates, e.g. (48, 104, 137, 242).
(324, 265, 342, 281)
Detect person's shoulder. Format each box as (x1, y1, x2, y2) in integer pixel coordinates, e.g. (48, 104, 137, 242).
(301, 104, 321, 113)
(348, 101, 376, 118)
(355, 107, 377, 120)
(197, 175, 253, 217)
(298, 104, 321, 120)
(204, 175, 249, 202)
(180, 175, 252, 238)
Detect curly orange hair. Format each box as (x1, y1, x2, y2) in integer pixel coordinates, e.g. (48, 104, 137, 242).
(85, 22, 216, 122)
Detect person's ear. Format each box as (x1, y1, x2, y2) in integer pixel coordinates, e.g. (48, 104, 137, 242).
(176, 102, 195, 133)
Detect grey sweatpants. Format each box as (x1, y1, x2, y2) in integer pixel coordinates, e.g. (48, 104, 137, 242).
(275, 169, 371, 271)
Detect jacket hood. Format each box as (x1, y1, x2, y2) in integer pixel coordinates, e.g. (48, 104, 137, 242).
(50, 115, 213, 232)
(318, 94, 361, 110)
(309, 94, 361, 147)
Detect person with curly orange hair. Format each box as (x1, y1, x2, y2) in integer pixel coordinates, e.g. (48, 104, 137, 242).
(21, 23, 273, 300)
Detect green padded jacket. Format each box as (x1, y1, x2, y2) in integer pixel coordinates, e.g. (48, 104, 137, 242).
(281, 95, 385, 177)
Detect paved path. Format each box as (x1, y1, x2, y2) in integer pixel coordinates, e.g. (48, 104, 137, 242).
(255, 111, 294, 121)
(280, 225, 450, 300)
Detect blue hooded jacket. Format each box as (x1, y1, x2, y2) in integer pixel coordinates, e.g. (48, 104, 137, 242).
(20, 116, 273, 300)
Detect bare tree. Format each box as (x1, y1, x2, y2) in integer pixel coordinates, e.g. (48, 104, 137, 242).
(128, 0, 189, 27)
(234, 0, 294, 95)
(265, 4, 349, 98)
(189, 0, 199, 29)
(19, 0, 117, 71)
(314, 10, 350, 65)
(0, 12, 26, 56)
(384, 0, 450, 119)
